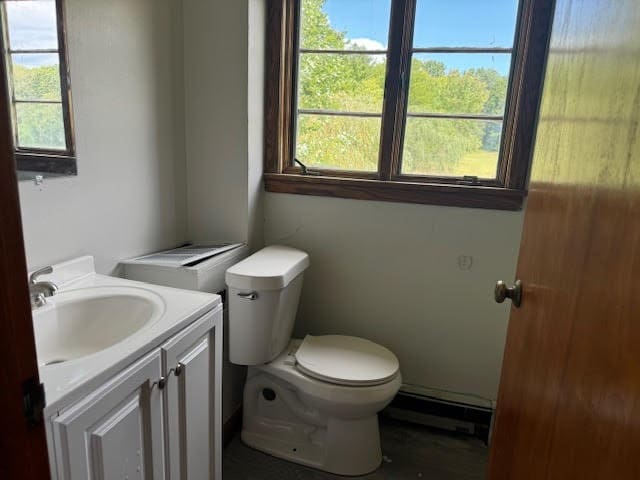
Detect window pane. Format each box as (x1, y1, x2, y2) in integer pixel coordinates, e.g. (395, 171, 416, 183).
(408, 53, 511, 116)
(414, 0, 519, 48)
(402, 118, 502, 178)
(298, 53, 386, 112)
(12, 53, 61, 101)
(300, 0, 391, 50)
(16, 102, 65, 150)
(296, 114, 380, 171)
(5, 0, 58, 50)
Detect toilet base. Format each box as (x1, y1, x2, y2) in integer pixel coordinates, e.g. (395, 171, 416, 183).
(242, 413, 382, 476)
(241, 371, 385, 476)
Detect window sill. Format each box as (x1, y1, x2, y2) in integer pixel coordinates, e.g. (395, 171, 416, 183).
(16, 152, 77, 179)
(264, 173, 526, 210)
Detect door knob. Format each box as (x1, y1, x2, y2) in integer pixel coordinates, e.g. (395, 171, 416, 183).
(495, 280, 522, 308)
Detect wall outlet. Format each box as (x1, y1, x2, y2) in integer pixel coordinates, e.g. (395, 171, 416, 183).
(458, 255, 473, 271)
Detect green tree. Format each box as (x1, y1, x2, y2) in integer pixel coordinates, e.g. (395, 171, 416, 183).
(12, 64, 65, 149)
(300, 0, 344, 50)
(469, 68, 509, 151)
(403, 60, 489, 174)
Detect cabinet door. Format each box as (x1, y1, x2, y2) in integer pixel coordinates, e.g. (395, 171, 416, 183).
(52, 350, 165, 480)
(162, 308, 222, 480)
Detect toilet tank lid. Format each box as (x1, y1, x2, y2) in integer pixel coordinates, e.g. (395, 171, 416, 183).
(225, 245, 310, 290)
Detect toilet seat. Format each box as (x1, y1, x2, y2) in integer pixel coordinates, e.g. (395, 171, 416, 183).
(256, 338, 403, 409)
(294, 335, 399, 387)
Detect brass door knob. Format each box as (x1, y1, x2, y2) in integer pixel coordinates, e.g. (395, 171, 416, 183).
(495, 280, 523, 308)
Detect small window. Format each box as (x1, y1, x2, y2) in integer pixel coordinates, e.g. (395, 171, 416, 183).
(1, 0, 76, 177)
(264, 0, 554, 210)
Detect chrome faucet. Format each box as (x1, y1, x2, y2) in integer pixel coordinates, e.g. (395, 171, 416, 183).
(29, 266, 58, 309)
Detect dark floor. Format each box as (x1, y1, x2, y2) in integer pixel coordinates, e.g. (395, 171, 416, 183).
(223, 417, 488, 480)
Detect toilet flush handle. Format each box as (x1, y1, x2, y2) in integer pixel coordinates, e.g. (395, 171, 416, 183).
(238, 292, 258, 300)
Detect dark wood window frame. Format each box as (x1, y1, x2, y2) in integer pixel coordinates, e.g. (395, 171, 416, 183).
(264, 0, 555, 210)
(0, 0, 76, 178)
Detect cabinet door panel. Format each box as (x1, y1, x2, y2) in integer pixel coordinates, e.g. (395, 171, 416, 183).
(180, 337, 211, 476)
(91, 394, 146, 480)
(52, 350, 165, 480)
(163, 309, 222, 480)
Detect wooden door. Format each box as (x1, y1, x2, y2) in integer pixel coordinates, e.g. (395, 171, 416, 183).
(488, 0, 640, 478)
(52, 350, 165, 480)
(162, 309, 223, 480)
(0, 19, 51, 480)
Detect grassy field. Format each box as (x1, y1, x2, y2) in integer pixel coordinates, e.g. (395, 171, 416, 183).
(456, 150, 499, 179)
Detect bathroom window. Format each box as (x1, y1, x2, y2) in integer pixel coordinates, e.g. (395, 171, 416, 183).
(0, 0, 76, 177)
(264, 0, 553, 209)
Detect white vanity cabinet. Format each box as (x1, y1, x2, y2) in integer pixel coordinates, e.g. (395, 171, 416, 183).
(52, 349, 166, 479)
(162, 308, 222, 480)
(49, 306, 223, 480)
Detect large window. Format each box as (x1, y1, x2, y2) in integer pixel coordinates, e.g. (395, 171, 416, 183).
(1, 0, 76, 177)
(264, 0, 554, 209)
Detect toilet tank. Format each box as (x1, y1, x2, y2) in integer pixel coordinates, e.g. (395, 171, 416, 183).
(226, 245, 310, 365)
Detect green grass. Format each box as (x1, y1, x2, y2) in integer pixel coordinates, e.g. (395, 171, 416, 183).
(456, 150, 499, 178)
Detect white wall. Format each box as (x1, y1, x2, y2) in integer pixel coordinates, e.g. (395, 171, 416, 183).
(182, 0, 266, 422)
(183, 0, 264, 250)
(247, 0, 266, 250)
(265, 193, 524, 406)
(18, 0, 187, 274)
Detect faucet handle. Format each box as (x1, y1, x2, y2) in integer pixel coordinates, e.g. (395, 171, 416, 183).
(30, 292, 47, 309)
(29, 266, 53, 285)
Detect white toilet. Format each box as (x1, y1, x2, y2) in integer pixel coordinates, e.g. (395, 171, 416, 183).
(226, 245, 401, 476)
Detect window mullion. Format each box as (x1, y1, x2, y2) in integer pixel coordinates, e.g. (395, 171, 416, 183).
(378, 0, 416, 181)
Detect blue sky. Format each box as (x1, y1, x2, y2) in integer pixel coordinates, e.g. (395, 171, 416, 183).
(5, 1, 59, 67)
(323, 0, 519, 75)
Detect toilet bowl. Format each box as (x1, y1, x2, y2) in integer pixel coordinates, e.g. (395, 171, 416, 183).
(226, 246, 401, 476)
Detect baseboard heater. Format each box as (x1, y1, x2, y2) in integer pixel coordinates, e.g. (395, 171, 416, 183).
(383, 392, 493, 444)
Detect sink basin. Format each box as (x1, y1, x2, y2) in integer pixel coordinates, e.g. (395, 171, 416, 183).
(33, 286, 165, 366)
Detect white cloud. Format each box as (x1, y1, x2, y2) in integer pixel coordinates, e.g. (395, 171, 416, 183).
(5, 1, 58, 50)
(347, 37, 386, 51)
(345, 38, 386, 64)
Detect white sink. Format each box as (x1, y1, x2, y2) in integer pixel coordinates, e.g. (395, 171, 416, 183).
(33, 286, 165, 367)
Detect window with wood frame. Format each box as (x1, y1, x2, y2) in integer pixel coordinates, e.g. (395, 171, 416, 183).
(1, 0, 76, 177)
(264, 0, 554, 210)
